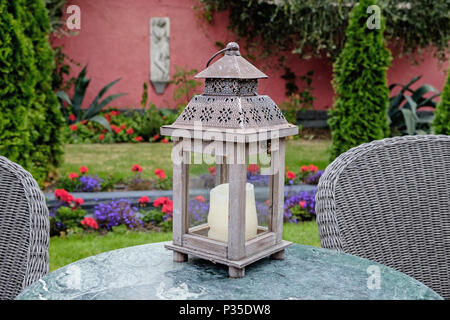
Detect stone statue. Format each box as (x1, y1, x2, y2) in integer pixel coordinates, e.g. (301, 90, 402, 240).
(150, 17, 170, 94)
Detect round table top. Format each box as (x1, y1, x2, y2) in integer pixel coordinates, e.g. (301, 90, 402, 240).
(17, 242, 442, 300)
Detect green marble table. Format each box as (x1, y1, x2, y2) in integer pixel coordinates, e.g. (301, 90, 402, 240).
(17, 242, 442, 300)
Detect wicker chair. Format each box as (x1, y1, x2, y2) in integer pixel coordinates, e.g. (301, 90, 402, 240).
(316, 135, 450, 299)
(0, 156, 49, 300)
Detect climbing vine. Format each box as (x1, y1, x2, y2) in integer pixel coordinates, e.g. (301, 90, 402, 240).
(198, 0, 449, 62)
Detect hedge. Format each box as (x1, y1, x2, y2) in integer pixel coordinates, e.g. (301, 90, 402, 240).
(433, 70, 450, 135)
(328, 0, 392, 160)
(0, 0, 64, 186)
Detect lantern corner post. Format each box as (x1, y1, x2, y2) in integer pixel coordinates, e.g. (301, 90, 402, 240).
(171, 139, 190, 263)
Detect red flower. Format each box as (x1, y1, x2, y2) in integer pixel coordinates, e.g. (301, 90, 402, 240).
(135, 136, 143, 142)
(105, 113, 111, 122)
(54, 189, 74, 204)
(154, 168, 166, 179)
(75, 198, 84, 206)
(195, 195, 206, 202)
(308, 164, 318, 172)
(209, 166, 216, 176)
(161, 138, 169, 144)
(126, 128, 134, 135)
(68, 114, 76, 122)
(138, 196, 150, 204)
(80, 166, 88, 174)
(69, 124, 78, 131)
(120, 124, 126, 129)
(68, 172, 79, 180)
(154, 197, 171, 207)
(132, 164, 142, 172)
(161, 200, 173, 215)
(152, 134, 160, 141)
(110, 110, 120, 116)
(300, 165, 309, 173)
(299, 201, 307, 209)
(286, 171, 296, 180)
(99, 133, 105, 141)
(247, 164, 260, 175)
(81, 217, 99, 229)
(113, 127, 121, 134)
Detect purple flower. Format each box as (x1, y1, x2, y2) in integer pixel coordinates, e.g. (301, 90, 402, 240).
(93, 199, 143, 230)
(284, 187, 317, 223)
(305, 170, 324, 185)
(188, 198, 210, 225)
(77, 175, 103, 192)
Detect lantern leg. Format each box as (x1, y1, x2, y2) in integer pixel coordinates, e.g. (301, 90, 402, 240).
(229, 266, 245, 278)
(173, 251, 188, 263)
(270, 249, 285, 260)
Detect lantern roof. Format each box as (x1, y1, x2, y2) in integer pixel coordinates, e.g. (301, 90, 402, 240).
(160, 42, 298, 141)
(195, 42, 267, 80)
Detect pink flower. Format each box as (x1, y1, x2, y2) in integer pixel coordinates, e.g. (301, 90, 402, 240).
(308, 164, 318, 172)
(162, 201, 173, 215)
(126, 128, 134, 135)
(75, 198, 84, 206)
(132, 164, 142, 172)
(286, 171, 296, 180)
(195, 195, 206, 202)
(54, 189, 74, 204)
(138, 196, 150, 205)
(69, 124, 78, 131)
(247, 164, 260, 175)
(154, 168, 166, 179)
(99, 133, 105, 141)
(152, 134, 160, 141)
(80, 166, 88, 174)
(154, 197, 171, 207)
(299, 201, 307, 209)
(300, 165, 309, 172)
(161, 138, 169, 144)
(135, 136, 143, 142)
(81, 217, 99, 229)
(209, 166, 216, 176)
(68, 172, 79, 180)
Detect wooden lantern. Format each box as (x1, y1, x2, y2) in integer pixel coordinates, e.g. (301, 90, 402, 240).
(161, 42, 298, 278)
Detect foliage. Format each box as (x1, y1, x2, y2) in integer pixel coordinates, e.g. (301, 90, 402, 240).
(44, 0, 66, 34)
(0, 0, 64, 186)
(52, 206, 86, 231)
(57, 65, 126, 130)
(433, 71, 450, 135)
(280, 69, 315, 124)
(388, 75, 440, 135)
(328, 0, 392, 160)
(171, 66, 203, 108)
(198, 0, 449, 62)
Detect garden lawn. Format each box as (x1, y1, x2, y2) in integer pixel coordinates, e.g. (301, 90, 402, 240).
(49, 222, 320, 271)
(60, 139, 331, 181)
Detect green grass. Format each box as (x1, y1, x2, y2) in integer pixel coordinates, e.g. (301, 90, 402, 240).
(60, 139, 330, 180)
(49, 222, 320, 271)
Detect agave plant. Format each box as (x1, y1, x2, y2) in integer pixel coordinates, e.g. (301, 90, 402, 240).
(57, 66, 126, 130)
(388, 75, 440, 135)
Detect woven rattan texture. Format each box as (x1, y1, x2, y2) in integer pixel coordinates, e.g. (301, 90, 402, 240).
(316, 135, 450, 299)
(0, 156, 49, 300)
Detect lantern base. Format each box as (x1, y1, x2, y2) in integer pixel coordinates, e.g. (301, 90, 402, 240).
(165, 240, 292, 277)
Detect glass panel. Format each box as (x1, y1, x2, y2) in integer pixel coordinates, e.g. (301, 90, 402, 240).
(247, 149, 273, 237)
(187, 152, 215, 230)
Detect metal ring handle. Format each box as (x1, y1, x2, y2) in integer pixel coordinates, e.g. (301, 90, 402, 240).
(205, 42, 240, 68)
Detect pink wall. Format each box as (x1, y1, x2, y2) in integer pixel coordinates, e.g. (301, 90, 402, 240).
(53, 0, 448, 111)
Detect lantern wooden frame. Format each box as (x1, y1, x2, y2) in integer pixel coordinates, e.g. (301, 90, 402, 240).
(161, 42, 298, 278)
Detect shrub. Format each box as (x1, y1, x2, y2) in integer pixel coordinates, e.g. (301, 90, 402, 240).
(0, 0, 64, 186)
(433, 71, 450, 135)
(328, 0, 392, 160)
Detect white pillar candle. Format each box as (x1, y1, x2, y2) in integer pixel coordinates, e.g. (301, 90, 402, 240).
(207, 183, 258, 243)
